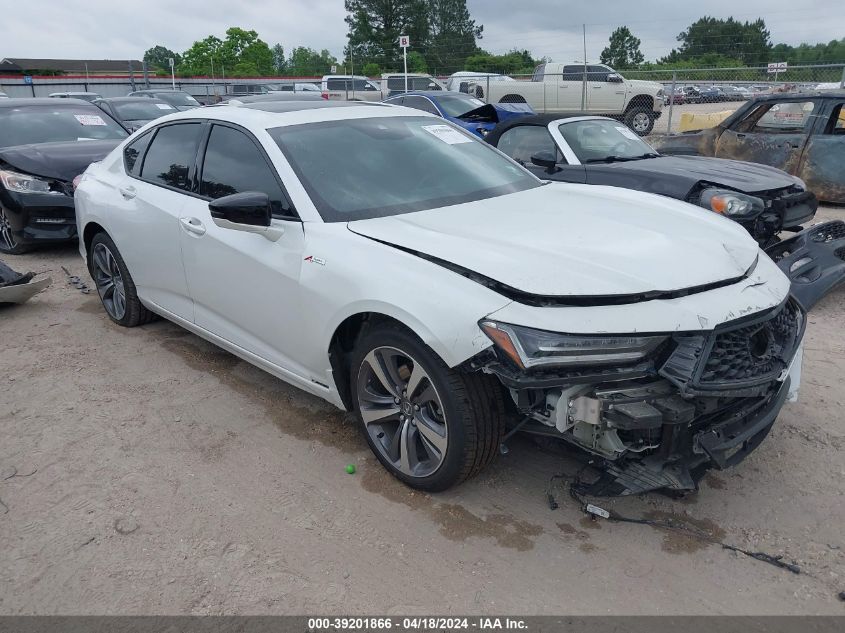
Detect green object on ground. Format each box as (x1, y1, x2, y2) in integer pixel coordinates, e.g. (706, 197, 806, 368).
(346, 464, 356, 475)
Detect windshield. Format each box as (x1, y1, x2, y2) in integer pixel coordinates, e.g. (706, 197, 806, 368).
(113, 101, 175, 121)
(270, 116, 539, 222)
(558, 119, 656, 163)
(0, 105, 128, 148)
(436, 95, 486, 118)
(154, 92, 200, 107)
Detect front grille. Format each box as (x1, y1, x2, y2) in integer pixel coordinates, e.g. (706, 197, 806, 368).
(660, 298, 805, 395)
(812, 222, 845, 243)
(700, 299, 802, 385)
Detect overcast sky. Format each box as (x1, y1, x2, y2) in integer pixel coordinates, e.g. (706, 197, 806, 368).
(3, 0, 842, 64)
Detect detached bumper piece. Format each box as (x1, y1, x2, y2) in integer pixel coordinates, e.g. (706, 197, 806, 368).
(0, 258, 51, 305)
(766, 220, 845, 311)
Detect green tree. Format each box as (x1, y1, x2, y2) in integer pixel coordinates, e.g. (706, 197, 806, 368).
(272, 44, 286, 74)
(662, 16, 771, 67)
(179, 35, 223, 76)
(143, 45, 180, 71)
(464, 49, 538, 75)
(427, 0, 482, 73)
(287, 47, 338, 76)
(220, 27, 274, 75)
(406, 50, 428, 72)
(600, 27, 644, 69)
(361, 62, 382, 76)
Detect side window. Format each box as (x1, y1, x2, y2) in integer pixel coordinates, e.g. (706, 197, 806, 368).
(587, 65, 609, 82)
(140, 123, 202, 191)
(200, 125, 292, 218)
(123, 131, 153, 176)
(751, 102, 815, 134)
(403, 96, 439, 115)
(825, 103, 845, 135)
(385, 96, 404, 106)
(562, 65, 584, 82)
(326, 79, 344, 90)
(496, 126, 559, 165)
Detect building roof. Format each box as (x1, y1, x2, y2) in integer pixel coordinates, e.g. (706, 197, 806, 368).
(0, 60, 22, 73)
(1, 58, 144, 73)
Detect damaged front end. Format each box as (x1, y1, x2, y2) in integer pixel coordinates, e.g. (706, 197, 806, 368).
(474, 298, 805, 496)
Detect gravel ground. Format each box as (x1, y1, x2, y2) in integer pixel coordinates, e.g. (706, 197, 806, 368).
(1, 207, 844, 615)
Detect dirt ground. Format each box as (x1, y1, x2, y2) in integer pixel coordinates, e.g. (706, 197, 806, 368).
(1, 207, 844, 616)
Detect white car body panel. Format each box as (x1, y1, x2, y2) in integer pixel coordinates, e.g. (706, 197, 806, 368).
(349, 183, 760, 297)
(75, 103, 795, 417)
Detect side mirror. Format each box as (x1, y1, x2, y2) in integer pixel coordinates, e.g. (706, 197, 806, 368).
(530, 151, 559, 171)
(607, 74, 624, 83)
(209, 192, 271, 227)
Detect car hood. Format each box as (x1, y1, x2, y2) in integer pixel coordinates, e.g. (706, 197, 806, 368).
(457, 102, 534, 124)
(0, 139, 122, 182)
(347, 183, 759, 298)
(584, 155, 799, 199)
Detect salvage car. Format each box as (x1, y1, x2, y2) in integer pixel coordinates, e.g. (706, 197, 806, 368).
(383, 91, 533, 138)
(93, 97, 177, 132)
(651, 92, 845, 204)
(0, 98, 127, 254)
(487, 114, 845, 310)
(75, 101, 804, 495)
(486, 114, 817, 248)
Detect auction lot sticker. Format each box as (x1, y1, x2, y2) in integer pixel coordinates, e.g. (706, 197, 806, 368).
(74, 114, 107, 126)
(422, 124, 473, 144)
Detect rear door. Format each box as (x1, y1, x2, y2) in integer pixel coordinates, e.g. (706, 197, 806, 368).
(109, 122, 202, 321)
(558, 65, 584, 110)
(177, 122, 308, 375)
(715, 100, 816, 174)
(797, 99, 845, 203)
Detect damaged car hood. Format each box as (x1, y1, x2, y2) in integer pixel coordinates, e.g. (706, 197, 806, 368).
(0, 139, 122, 182)
(585, 155, 801, 199)
(348, 183, 761, 298)
(458, 102, 534, 124)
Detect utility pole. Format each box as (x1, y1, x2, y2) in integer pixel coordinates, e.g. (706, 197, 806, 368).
(399, 35, 410, 93)
(581, 24, 587, 111)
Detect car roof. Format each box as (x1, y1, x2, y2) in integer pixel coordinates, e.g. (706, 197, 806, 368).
(0, 97, 97, 108)
(388, 90, 469, 98)
(95, 96, 168, 104)
(130, 89, 188, 94)
(155, 101, 429, 130)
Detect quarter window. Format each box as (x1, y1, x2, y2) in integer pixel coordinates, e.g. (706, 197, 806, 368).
(402, 96, 439, 115)
(200, 125, 291, 217)
(496, 126, 560, 165)
(123, 130, 153, 176)
(140, 123, 202, 191)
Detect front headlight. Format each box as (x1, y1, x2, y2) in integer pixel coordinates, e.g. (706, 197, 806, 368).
(0, 168, 63, 195)
(699, 188, 764, 218)
(479, 321, 666, 370)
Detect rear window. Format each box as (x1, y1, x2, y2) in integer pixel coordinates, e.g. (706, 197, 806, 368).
(140, 123, 202, 191)
(113, 101, 175, 121)
(0, 105, 128, 148)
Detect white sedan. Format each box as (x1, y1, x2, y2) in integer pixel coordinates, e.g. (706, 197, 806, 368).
(75, 101, 805, 494)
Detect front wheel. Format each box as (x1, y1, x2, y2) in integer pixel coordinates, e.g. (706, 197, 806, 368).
(624, 107, 655, 136)
(350, 323, 504, 491)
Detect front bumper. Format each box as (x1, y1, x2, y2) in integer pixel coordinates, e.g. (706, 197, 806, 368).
(0, 188, 77, 245)
(766, 220, 845, 311)
(484, 298, 805, 496)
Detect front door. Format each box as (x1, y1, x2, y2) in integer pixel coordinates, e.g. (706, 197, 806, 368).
(715, 100, 815, 174)
(177, 123, 309, 377)
(586, 66, 626, 113)
(798, 100, 845, 203)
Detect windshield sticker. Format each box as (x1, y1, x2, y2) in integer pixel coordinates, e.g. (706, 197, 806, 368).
(74, 114, 107, 126)
(615, 126, 640, 140)
(155, 103, 174, 110)
(422, 124, 473, 145)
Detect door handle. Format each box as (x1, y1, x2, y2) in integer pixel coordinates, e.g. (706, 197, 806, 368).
(118, 186, 136, 199)
(179, 217, 206, 236)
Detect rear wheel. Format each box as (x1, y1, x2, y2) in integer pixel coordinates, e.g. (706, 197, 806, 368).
(624, 107, 655, 136)
(350, 323, 504, 491)
(88, 232, 156, 327)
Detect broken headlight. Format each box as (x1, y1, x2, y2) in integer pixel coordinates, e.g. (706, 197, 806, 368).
(479, 320, 666, 370)
(0, 169, 63, 195)
(699, 188, 764, 218)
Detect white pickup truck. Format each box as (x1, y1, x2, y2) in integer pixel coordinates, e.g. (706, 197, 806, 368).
(465, 63, 664, 135)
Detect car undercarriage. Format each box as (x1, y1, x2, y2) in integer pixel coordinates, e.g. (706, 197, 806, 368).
(475, 297, 805, 496)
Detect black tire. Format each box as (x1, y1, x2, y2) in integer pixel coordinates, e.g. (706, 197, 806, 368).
(0, 207, 31, 255)
(88, 232, 156, 327)
(624, 106, 655, 136)
(350, 322, 505, 491)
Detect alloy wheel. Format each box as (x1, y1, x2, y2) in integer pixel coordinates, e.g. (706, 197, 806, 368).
(632, 112, 651, 133)
(91, 242, 127, 320)
(357, 346, 448, 478)
(0, 207, 17, 251)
